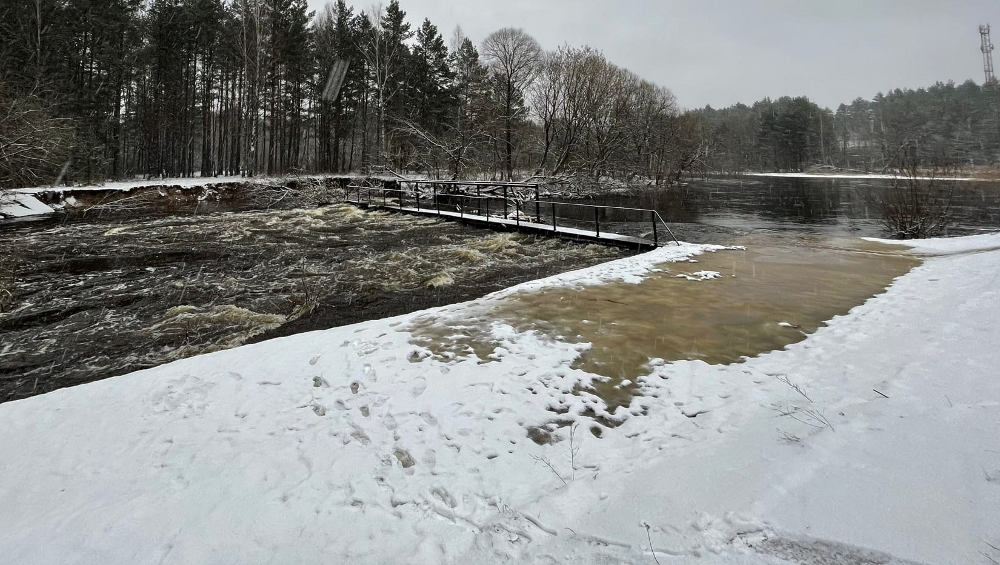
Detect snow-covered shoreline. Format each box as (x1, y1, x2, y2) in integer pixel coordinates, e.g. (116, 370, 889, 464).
(0, 173, 362, 220)
(0, 192, 56, 219)
(1, 234, 998, 563)
(746, 171, 985, 182)
(9, 172, 366, 195)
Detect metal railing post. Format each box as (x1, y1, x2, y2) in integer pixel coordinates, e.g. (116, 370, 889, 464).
(595, 207, 600, 237)
(415, 184, 420, 211)
(477, 187, 481, 215)
(651, 210, 658, 246)
(485, 197, 490, 221)
(516, 201, 520, 228)
(503, 186, 508, 218)
(535, 186, 540, 222)
(551, 202, 557, 232)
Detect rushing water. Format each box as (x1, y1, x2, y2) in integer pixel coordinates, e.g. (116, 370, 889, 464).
(0, 204, 624, 401)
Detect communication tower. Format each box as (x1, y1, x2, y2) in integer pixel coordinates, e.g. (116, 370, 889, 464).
(981, 24, 996, 85)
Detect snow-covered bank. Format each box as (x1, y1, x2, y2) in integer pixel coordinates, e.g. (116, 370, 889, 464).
(746, 171, 983, 182)
(1, 236, 998, 564)
(1, 173, 357, 219)
(0, 193, 55, 219)
(866, 231, 1000, 255)
(11, 173, 362, 195)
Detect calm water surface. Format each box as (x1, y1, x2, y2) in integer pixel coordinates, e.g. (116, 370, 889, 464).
(588, 176, 1000, 240)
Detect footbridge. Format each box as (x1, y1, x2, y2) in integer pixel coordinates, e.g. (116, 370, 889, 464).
(343, 179, 678, 251)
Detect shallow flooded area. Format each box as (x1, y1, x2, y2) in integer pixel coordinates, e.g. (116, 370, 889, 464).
(410, 234, 918, 414)
(0, 204, 625, 401)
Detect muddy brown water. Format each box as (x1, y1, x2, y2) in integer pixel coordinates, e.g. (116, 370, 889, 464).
(0, 204, 626, 402)
(410, 235, 918, 416)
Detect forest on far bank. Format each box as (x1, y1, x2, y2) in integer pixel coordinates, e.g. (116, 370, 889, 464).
(2, 0, 999, 189)
(696, 80, 1000, 174)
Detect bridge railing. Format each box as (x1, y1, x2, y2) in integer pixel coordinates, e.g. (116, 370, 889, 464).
(344, 184, 679, 246)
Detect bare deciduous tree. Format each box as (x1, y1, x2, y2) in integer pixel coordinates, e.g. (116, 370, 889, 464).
(0, 85, 74, 188)
(481, 28, 541, 180)
(872, 144, 954, 238)
(527, 46, 694, 186)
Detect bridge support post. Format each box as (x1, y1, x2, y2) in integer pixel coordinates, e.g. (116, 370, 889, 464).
(503, 187, 508, 218)
(595, 208, 600, 237)
(551, 203, 557, 232)
(535, 187, 540, 222)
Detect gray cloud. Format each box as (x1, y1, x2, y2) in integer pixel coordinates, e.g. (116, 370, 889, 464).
(307, 0, 998, 110)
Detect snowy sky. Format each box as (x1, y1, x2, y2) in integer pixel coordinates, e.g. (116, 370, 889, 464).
(306, 0, 999, 111)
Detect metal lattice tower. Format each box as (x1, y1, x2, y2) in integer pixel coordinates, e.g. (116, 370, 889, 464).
(981, 24, 996, 85)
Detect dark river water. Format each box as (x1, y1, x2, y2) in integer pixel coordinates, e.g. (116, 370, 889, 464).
(1, 175, 997, 402)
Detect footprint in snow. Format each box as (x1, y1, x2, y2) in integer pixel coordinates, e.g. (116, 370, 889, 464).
(422, 449, 437, 470)
(429, 486, 455, 508)
(383, 414, 398, 430)
(411, 377, 427, 397)
(393, 448, 416, 469)
(349, 426, 371, 446)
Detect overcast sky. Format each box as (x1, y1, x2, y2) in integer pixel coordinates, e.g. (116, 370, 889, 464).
(306, 0, 999, 110)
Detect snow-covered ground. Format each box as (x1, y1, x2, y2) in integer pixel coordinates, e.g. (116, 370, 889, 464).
(1, 236, 998, 564)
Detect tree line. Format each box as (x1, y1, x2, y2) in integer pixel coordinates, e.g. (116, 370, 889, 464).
(693, 80, 1000, 173)
(0, 0, 698, 188)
